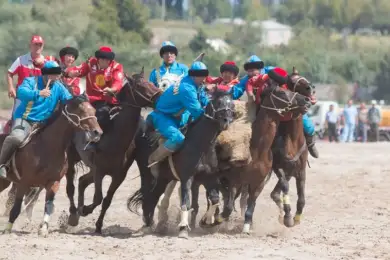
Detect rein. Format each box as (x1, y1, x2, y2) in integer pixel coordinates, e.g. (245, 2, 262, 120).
(203, 96, 234, 122)
(61, 105, 97, 130)
(260, 89, 300, 116)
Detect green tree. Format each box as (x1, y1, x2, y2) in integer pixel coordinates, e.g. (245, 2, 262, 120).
(188, 29, 210, 53)
(373, 54, 390, 101)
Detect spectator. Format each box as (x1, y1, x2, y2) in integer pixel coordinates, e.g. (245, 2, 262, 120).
(368, 101, 381, 142)
(357, 102, 368, 142)
(325, 104, 339, 142)
(341, 100, 358, 142)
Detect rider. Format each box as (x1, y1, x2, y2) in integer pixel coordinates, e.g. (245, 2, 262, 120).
(243, 55, 274, 102)
(149, 41, 188, 88)
(0, 61, 73, 179)
(266, 67, 319, 158)
(59, 46, 81, 95)
(6, 35, 55, 131)
(147, 61, 209, 178)
(66, 46, 124, 122)
(205, 61, 239, 92)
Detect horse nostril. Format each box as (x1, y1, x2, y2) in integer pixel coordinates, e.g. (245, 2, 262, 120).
(304, 97, 311, 103)
(94, 130, 102, 136)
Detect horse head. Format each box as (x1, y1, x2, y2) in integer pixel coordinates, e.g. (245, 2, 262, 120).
(287, 67, 315, 102)
(261, 83, 311, 118)
(118, 66, 162, 108)
(63, 93, 103, 142)
(204, 89, 235, 131)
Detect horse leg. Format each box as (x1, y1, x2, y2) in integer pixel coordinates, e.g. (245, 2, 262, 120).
(140, 177, 170, 233)
(280, 174, 293, 228)
(294, 170, 306, 226)
(38, 182, 59, 237)
(156, 180, 177, 232)
(3, 185, 26, 234)
(3, 182, 15, 217)
(95, 170, 127, 234)
(66, 163, 79, 226)
(80, 167, 103, 216)
(240, 184, 249, 217)
(76, 170, 94, 216)
(220, 183, 238, 221)
(189, 181, 200, 229)
(178, 176, 193, 239)
(270, 179, 285, 224)
(242, 179, 268, 234)
(200, 179, 223, 228)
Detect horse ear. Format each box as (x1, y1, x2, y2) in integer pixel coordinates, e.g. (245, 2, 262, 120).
(292, 66, 298, 74)
(140, 66, 145, 77)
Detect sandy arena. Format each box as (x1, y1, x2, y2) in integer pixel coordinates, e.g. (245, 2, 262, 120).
(0, 142, 389, 260)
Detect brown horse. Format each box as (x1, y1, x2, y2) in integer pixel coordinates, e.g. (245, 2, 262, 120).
(231, 68, 316, 229)
(268, 68, 316, 227)
(215, 82, 311, 233)
(65, 68, 162, 233)
(0, 94, 102, 236)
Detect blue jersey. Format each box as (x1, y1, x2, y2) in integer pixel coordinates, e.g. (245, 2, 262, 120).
(149, 61, 189, 87)
(14, 76, 72, 122)
(154, 75, 208, 121)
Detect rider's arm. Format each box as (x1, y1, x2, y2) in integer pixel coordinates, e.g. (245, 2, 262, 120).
(229, 75, 249, 100)
(148, 69, 158, 87)
(7, 57, 20, 90)
(110, 64, 124, 92)
(75, 61, 90, 77)
(179, 84, 204, 121)
(57, 82, 73, 104)
(16, 78, 39, 102)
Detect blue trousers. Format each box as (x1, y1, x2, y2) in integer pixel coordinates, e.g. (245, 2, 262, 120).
(302, 113, 315, 136)
(147, 110, 190, 151)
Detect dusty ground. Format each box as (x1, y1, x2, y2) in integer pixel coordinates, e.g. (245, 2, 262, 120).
(0, 142, 389, 260)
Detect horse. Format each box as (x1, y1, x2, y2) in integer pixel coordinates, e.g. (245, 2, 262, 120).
(0, 93, 102, 236)
(237, 67, 316, 227)
(64, 67, 162, 233)
(127, 89, 235, 239)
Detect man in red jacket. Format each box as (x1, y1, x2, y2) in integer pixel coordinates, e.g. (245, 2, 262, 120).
(206, 61, 240, 92)
(66, 46, 124, 150)
(66, 46, 124, 122)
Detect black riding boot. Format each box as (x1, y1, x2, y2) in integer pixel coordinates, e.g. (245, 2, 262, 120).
(305, 134, 319, 158)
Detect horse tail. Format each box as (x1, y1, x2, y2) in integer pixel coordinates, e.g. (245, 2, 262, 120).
(127, 189, 143, 215)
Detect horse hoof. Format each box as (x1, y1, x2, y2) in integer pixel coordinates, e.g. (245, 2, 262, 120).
(284, 216, 294, 228)
(178, 227, 189, 239)
(38, 223, 49, 237)
(293, 215, 302, 226)
(67, 213, 80, 227)
(242, 223, 251, 234)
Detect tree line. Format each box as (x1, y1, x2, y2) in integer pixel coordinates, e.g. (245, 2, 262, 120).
(1, 0, 389, 108)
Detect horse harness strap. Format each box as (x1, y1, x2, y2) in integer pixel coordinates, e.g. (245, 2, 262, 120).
(168, 155, 180, 181)
(155, 68, 161, 84)
(286, 142, 307, 163)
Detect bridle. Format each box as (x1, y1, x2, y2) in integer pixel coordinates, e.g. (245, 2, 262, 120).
(114, 76, 161, 109)
(204, 94, 235, 122)
(260, 88, 301, 116)
(290, 75, 314, 94)
(61, 104, 97, 130)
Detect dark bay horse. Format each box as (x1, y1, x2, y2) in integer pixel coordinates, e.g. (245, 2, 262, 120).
(0, 94, 102, 236)
(127, 90, 235, 239)
(228, 68, 317, 230)
(213, 83, 311, 233)
(65, 68, 162, 233)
